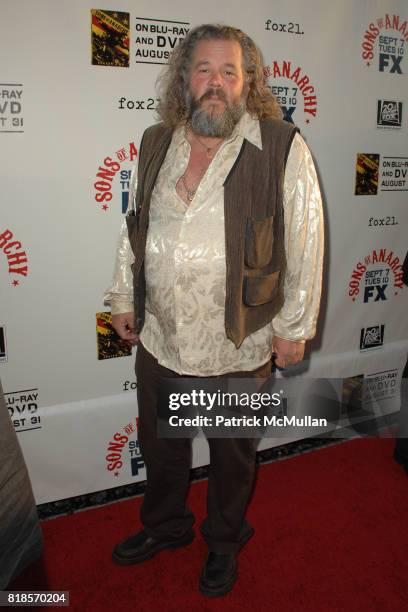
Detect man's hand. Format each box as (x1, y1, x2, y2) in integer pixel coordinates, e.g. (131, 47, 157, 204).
(112, 312, 139, 346)
(272, 335, 305, 368)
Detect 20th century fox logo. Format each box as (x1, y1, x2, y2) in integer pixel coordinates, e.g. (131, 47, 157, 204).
(377, 100, 403, 128)
(360, 325, 385, 351)
(0, 326, 7, 362)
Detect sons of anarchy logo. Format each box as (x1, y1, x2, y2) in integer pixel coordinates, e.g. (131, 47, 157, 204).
(0, 229, 29, 286)
(135, 17, 189, 64)
(105, 417, 145, 478)
(348, 248, 404, 303)
(93, 142, 137, 211)
(361, 14, 408, 73)
(5, 388, 42, 433)
(263, 61, 317, 124)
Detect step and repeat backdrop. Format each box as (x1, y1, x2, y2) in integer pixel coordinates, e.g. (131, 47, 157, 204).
(1, 0, 407, 504)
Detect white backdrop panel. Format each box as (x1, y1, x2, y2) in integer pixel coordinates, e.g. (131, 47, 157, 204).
(1, 0, 407, 503)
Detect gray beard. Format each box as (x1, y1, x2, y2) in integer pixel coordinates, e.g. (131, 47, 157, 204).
(187, 89, 246, 138)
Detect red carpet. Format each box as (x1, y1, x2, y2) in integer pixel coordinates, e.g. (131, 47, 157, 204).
(9, 439, 408, 611)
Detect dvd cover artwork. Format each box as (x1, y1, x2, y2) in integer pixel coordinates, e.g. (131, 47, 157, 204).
(91, 9, 130, 68)
(96, 312, 132, 360)
(355, 153, 380, 195)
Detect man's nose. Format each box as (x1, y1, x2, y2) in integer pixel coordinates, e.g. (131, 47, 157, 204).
(209, 70, 223, 87)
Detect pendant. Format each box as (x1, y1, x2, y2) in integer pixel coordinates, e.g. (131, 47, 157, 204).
(187, 191, 195, 201)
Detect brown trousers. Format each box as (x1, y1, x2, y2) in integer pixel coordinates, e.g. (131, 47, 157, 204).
(135, 342, 271, 554)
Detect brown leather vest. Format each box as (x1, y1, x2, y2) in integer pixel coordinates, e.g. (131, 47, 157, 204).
(127, 118, 298, 348)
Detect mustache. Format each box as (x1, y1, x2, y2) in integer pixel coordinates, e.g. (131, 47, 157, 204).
(197, 88, 228, 104)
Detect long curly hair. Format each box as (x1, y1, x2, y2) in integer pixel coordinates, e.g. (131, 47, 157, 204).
(156, 24, 282, 127)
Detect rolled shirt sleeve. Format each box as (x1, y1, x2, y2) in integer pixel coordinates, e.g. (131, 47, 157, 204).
(272, 132, 324, 341)
(103, 163, 137, 315)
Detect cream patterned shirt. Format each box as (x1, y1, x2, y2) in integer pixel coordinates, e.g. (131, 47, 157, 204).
(104, 113, 324, 376)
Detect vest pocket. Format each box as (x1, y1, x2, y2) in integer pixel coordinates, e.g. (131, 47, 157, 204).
(244, 215, 274, 269)
(243, 271, 280, 306)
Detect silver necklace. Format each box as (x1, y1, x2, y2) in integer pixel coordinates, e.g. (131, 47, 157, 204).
(180, 174, 196, 202)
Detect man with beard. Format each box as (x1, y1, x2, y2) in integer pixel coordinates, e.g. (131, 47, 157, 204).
(104, 24, 323, 597)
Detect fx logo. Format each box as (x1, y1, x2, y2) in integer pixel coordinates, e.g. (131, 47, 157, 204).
(363, 285, 387, 302)
(122, 191, 129, 213)
(379, 53, 403, 73)
(131, 456, 145, 476)
(281, 106, 295, 123)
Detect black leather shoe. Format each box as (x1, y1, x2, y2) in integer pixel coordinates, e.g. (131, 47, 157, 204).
(199, 552, 237, 597)
(112, 529, 195, 565)
(394, 446, 408, 476)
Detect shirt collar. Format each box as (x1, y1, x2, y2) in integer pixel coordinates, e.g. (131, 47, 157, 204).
(232, 112, 262, 150)
(172, 112, 263, 151)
